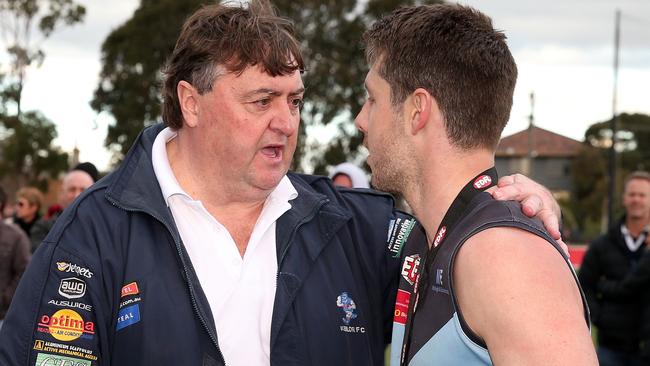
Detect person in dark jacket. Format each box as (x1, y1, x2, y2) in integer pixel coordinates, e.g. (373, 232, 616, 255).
(579, 171, 650, 366)
(0, 2, 562, 365)
(10, 187, 43, 239)
(0, 186, 31, 330)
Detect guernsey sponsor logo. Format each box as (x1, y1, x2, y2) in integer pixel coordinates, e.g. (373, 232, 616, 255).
(401, 254, 421, 286)
(58, 278, 86, 299)
(37, 309, 95, 341)
(120, 282, 139, 297)
(34, 340, 97, 361)
(34, 352, 91, 366)
(393, 289, 411, 325)
(433, 226, 446, 248)
(56, 262, 93, 279)
(473, 175, 492, 190)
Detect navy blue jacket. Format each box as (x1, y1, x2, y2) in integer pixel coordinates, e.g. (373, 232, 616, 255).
(0, 124, 411, 366)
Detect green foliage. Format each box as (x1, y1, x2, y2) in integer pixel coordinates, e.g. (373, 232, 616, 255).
(0, 0, 85, 114)
(585, 113, 650, 172)
(91, 0, 206, 163)
(0, 111, 69, 190)
(92, 0, 440, 170)
(0, 0, 83, 189)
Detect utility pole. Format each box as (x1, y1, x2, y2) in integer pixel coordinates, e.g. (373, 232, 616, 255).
(608, 9, 621, 228)
(527, 92, 535, 178)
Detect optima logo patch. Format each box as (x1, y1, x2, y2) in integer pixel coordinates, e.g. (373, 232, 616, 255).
(37, 309, 95, 342)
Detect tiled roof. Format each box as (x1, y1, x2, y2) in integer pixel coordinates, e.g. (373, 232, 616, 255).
(496, 126, 584, 158)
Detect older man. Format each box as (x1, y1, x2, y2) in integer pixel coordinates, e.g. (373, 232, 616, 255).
(0, 2, 562, 365)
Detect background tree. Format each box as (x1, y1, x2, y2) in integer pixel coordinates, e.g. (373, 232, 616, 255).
(91, 0, 440, 171)
(569, 113, 650, 239)
(0, 0, 85, 188)
(91, 0, 205, 164)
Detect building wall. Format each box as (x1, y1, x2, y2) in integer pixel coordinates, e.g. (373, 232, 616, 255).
(496, 156, 574, 194)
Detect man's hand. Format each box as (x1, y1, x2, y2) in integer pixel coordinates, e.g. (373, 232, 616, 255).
(487, 173, 562, 240)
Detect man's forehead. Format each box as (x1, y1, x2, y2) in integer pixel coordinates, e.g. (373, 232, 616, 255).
(226, 65, 304, 93)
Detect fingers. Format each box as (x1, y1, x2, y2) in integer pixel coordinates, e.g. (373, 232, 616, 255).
(538, 210, 562, 240)
(520, 195, 542, 217)
(490, 183, 523, 201)
(556, 238, 569, 257)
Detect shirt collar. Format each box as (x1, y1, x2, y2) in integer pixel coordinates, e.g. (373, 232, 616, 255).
(152, 127, 298, 207)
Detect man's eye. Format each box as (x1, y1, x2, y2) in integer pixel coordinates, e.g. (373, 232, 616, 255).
(290, 98, 304, 109)
(255, 98, 271, 107)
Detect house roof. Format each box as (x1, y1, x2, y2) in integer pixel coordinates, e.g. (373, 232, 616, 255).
(496, 126, 584, 158)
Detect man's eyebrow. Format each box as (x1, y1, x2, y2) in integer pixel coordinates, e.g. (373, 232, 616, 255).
(241, 87, 305, 99)
(241, 88, 281, 99)
(290, 87, 306, 96)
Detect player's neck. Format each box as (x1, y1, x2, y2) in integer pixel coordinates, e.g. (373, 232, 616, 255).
(410, 150, 494, 247)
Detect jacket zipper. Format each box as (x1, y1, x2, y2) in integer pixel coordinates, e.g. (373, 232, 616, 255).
(107, 197, 227, 365)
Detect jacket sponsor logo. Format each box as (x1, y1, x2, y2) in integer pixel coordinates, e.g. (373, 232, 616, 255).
(35, 352, 91, 366)
(58, 278, 86, 299)
(121, 282, 139, 297)
(56, 262, 93, 279)
(393, 289, 411, 325)
(48, 299, 92, 312)
(34, 340, 98, 361)
(473, 175, 492, 190)
(116, 304, 141, 331)
(120, 296, 141, 309)
(387, 218, 416, 258)
(401, 254, 421, 286)
(38, 309, 95, 342)
(433, 226, 446, 248)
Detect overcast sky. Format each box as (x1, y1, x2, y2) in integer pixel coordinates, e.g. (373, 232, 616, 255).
(7, 0, 650, 171)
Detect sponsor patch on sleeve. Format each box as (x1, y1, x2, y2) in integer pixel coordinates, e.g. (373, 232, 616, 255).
(120, 282, 139, 297)
(387, 217, 416, 258)
(35, 352, 92, 365)
(116, 304, 141, 331)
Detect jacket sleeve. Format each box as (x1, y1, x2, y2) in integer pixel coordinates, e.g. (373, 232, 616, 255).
(0, 201, 117, 366)
(5, 227, 31, 308)
(577, 241, 603, 325)
(598, 251, 650, 298)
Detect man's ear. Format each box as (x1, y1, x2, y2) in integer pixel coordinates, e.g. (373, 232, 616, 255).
(177, 80, 200, 128)
(409, 88, 436, 135)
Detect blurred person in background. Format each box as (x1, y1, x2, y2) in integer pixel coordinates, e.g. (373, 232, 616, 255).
(9, 187, 43, 239)
(579, 171, 650, 366)
(29, 163, 97, 252)
(0, 186, 31, 331)
(330, 162, 370, 188)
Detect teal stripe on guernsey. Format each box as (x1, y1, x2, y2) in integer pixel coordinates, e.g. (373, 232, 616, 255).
(408, 313, 491, 365)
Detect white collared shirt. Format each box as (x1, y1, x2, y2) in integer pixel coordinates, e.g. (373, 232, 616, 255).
(152, 127, 297, 365)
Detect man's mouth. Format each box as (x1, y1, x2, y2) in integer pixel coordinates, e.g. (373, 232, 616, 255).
(261, 145, 283, 159)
